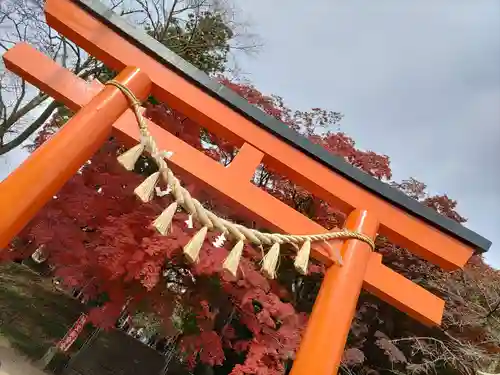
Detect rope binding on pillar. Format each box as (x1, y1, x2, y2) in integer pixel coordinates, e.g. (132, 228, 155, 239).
(105, 80, 376, 279)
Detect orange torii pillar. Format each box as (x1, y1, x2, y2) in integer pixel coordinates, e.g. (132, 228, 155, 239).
(291, 210, 379, 374)
(0, 67, 151, 248)
(0, 0, 491, 374)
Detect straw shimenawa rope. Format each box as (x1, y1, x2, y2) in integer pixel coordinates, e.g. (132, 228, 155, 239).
(105, 80, 376, 279)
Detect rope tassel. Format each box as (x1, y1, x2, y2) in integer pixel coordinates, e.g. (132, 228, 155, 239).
(294, 240, 311, 275)
(183, 226, 208, 263)
(262, 242, 280, 279)
(134, 172, 160, 202)
(223, 240, 244, 278)
(153, 202, 178, 235)
(117, 143, 144, 171)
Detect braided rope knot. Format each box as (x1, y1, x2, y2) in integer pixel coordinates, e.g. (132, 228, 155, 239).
(105, 80, 376, 278)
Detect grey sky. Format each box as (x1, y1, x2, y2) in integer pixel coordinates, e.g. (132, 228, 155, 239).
(1, 1, 499, 266)
(229, 0, 500, 266)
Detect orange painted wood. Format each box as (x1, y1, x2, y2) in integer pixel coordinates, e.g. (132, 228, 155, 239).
(290, 209, 379, 375)
(2, 43, 103, 114)
(44, 0, 474, 270)
(2, 43, 333, 267)
(0, 66, 151, 249)
(364, 253, 444, 326)
(226, 143, 264, 182)
(2, 43, 445, 326)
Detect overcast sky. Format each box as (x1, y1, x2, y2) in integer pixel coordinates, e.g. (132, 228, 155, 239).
(1, 0, 499, 266)
(228, 0, 500, 266)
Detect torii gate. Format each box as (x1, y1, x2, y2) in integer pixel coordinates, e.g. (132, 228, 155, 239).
(0, 0, 491, 374)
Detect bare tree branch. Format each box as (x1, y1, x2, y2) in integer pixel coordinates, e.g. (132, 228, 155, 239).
(0, 0, 261, 155)
(0, 100, 60, 155)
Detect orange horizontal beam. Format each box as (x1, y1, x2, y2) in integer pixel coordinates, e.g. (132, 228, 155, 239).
(364, 253, 444, 326)
(44, 0, 473, 270)
(2, 43, 334, 266)
(2, 43, 444, 325)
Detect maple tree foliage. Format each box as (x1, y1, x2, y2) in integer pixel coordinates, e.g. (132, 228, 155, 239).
(5, 78, 499, 375)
